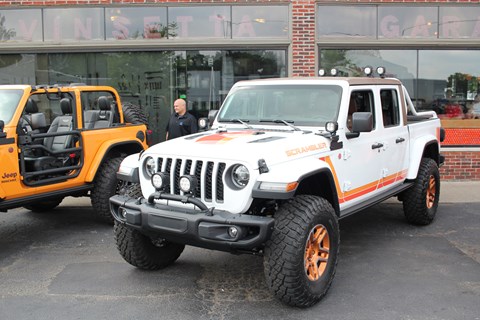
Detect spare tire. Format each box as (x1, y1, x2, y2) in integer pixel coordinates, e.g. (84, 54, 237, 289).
(122, 102, 148, 125)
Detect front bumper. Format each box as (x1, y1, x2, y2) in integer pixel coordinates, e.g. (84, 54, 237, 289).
(110, 194, 274, 253)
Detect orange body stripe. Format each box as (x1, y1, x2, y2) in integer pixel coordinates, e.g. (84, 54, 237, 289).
(320, 156, 407, 204)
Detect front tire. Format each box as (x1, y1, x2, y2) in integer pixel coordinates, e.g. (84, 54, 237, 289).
(402, 158, 440, 225)
(91, 157, 124, 223)
(114, 221, 185, 270)
(264, 195, 339, 308)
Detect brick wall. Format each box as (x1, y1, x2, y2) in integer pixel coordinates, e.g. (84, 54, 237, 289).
(441, 150, 480, 181)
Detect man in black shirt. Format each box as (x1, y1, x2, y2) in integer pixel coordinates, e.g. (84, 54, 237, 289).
(165, 98, 198, 140)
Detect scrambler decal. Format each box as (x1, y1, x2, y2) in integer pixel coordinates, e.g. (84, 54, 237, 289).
(286, 142, 327, 157)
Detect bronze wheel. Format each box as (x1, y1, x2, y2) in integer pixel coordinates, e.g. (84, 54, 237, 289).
(403, 158, 440, 225)
(426, 175, 436, 209)
(304, 224, 330, 281)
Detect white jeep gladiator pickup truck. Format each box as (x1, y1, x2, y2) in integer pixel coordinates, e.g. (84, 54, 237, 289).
(110, 73, 445, 308)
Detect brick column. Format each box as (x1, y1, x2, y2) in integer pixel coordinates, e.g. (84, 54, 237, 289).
(291, 0, 316, 77)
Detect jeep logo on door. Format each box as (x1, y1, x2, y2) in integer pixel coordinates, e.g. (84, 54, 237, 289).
(1, 172, 17, 183)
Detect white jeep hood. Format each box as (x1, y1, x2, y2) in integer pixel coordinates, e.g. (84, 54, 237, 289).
(145, 128, 331, 166)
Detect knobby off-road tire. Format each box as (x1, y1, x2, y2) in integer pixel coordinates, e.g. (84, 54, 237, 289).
(264, 195, 340, 308)
(114, 221, 185, 270)
(91, 157, 124, 223)
(402, 158, 440, 225)
(24, 198, 64, 212)
(122, 102, 148, 125)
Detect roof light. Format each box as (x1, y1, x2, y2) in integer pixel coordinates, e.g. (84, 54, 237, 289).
(318, 68, 326, 76)
(363, 66, 373, 77)
(376, 66, 386, 78)
(330, 68, 338, 76)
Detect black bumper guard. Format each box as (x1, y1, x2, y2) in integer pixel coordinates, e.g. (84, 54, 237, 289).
(110, 192, 274, 253)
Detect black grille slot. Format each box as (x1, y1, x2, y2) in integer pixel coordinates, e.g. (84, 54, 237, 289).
(205, 161, 214, 202)
(216, 163, 226, 202)
(174, 159, 182, 194)
(185, 160, 192, 175)
(194, 161, 203, 198)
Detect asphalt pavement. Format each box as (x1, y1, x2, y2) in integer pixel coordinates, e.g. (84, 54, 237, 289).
(0, 181, 479, 320)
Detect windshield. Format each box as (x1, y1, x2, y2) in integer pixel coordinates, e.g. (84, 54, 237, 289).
(0, 89, 23, 124)
(218, 84, 342, 127)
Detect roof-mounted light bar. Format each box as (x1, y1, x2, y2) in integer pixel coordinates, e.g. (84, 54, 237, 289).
(364, 66, 386, 78)
(318, 68, 339, 77)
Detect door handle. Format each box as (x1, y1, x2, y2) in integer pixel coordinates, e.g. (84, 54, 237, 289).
(396, 137, 405, 143)
(372, 142, 384, 150)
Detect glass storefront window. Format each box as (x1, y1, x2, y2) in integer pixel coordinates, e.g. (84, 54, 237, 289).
(0, 9, 42, 42)
(43, 8, 105, 41)
(105, 7, 168, 40)
(168, 6, 231, 38)
(418, 50, 480, 122)
(319, 48, 480, 147)
(232, 6, 289, 38)
(1, 49, 285, 143)
(378, 6, 437, 39)
(439, 7, 480, 39)
(317, 6, 376, 38)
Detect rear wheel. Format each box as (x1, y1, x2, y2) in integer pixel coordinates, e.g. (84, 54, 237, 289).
(402, 158, 440, 225)
(264, 195, 339, 308)
(91, 157, 124, 223)
(114, 221, 185, 270)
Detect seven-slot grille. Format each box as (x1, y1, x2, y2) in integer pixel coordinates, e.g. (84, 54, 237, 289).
(157, 157, 226, 203)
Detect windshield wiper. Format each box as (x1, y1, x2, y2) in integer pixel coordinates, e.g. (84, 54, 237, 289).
(260, 119, 302, 131)
(218, 118, 253, 129)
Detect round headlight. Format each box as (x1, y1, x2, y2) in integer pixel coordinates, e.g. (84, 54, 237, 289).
(152, 172, 169, 190)
(144, 156, 156, 177)
(232, 164, 249, 188)
(179, 175, 197, 193)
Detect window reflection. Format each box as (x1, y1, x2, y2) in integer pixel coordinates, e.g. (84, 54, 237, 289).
(232, 6, 288, 38)
(105, 7, 168, 40)
(378, 6, 437, 38)
(168, 6, 231, 38)
(44, 8, 104, 41)
(317, 6, 376, 38)
(419, 50, 480, 121)
(439, 7, 480, 39)
(0, 9, 42, 41)
(319, 48, 480, 137)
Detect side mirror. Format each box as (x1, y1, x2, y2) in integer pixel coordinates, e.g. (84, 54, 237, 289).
(351, 112, 373, 133)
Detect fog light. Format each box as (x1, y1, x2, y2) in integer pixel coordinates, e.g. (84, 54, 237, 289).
(179, 175, 197, 193)
(152, 172, 169, 190)
(119, 207, 127, 218)
(228, 226, 239, 238)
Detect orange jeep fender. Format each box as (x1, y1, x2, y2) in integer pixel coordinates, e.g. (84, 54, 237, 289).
(84, 138, 145, 182)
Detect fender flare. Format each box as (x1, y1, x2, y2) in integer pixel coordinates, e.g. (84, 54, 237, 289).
(85, 140, 144, 182)
(406, 135, 439, 180)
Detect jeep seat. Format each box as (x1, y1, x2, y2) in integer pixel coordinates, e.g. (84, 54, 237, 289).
(25, 98, 74, 172)
(94, 96, 113, 128)
(22, 98, 47, 133)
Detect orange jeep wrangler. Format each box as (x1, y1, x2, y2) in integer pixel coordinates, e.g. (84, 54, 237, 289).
(0, 84, 150, 222)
